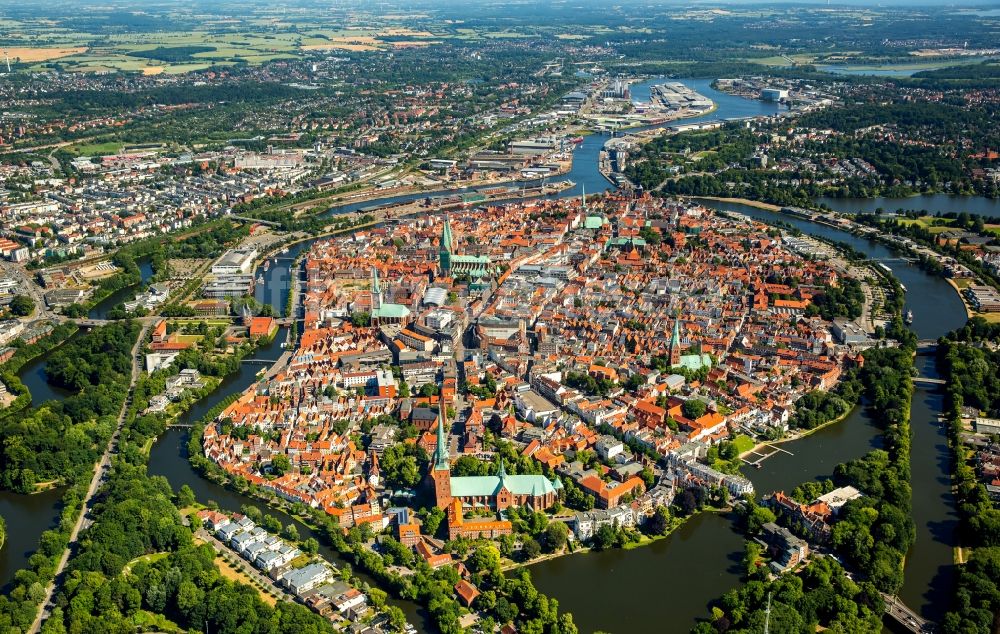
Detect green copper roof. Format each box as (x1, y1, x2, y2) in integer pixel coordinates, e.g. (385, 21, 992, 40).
(441, 218, 453, 255)
(605, 236, 645, 249)
(449, 474, 559, 498)
(372, 303, 411, 319)
(678, 353, 713, 372)
(584, 216, 605, 230)
(452, 255, 492, 265)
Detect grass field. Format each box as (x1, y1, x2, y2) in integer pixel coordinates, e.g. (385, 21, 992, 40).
(65, 141, 124, 157)
(894, 216, 956, 233)
(731, 434, 756, 455)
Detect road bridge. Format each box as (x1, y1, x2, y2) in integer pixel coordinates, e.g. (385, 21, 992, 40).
(916, 339, 939, 353)
(881, 593, 935, 633)
(914, 376, 946, 387)
(240, 358, 283, 365)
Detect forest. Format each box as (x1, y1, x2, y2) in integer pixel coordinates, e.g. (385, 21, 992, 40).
(0, 321, 140, 493)
(936, 320, 1000, 633)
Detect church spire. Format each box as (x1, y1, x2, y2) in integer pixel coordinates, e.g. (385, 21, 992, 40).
(581, 184, 586, 212)
(372, 266, 382, 308)
(439, 217, 453, 274)
(496, 456, 508, 479)
(434, 394, 449, 470)
(669, 312, 681, 366)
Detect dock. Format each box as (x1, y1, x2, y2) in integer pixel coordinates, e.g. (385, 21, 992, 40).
(742, 443, 793, 468)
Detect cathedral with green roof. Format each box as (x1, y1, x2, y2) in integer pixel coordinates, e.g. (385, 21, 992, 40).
(370, 266, 411, 324)
(429, 401, 562, 512)
(438, 216, 495, 291)
(669, 315, 712, 372)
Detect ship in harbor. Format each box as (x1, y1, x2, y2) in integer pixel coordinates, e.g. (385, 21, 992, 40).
(905, 310, 914, 325)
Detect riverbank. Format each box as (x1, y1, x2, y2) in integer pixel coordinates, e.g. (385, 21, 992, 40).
(945, 278, 975, 319)
(739, 404, 857, 462)
(271, 157, 574, 218)
(698, 196, 781, 212)
(500, 507, 724, 573)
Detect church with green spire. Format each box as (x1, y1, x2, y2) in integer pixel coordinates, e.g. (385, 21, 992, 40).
(429, 397, 562, 511)
(369, 266, 411, 324)
(667, 313, 713, 373)
(437, 216, 495, 291)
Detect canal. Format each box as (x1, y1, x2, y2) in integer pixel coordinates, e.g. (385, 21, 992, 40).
(88, 257, 155, 319)
(0, 487, 65, 590)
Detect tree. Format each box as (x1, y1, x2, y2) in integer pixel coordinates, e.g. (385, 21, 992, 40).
(647, 506, 670, 536)
(742, 501, 776, 535)
(522, 538, 542, 560)
(9, 295, 34, 317)
(177, 484, 195, 509)
(283, 524, 299, 541)
(742, 541, 764, 577)
(301, 537, 319, 555)
(544, 522, 569, 553)
(682, 399, 707, 419)
(592, 524, 617, 550)
(421, 506, 446, 537)
(270, 454, 291, 476)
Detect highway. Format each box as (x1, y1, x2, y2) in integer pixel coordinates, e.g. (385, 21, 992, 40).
(28, 320, 152, 634)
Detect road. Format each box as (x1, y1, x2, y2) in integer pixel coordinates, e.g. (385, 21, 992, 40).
(28, 320, 152, 634)
(0, 260, 60, 322)
(196, 529, 294, 603)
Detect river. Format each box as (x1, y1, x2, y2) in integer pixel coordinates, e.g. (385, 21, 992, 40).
(696, 199, 962, 626)
(88, 257, 155, 319)
(2, 78, 967, 632)
(0, 487, 65, 590)
(816, 194, 1000, 219)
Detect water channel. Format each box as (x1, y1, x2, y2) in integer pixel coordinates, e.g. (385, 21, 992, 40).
(88, 257, 155, 319)
(816, 194, 1000, 218)
(0, 78, 974, 631)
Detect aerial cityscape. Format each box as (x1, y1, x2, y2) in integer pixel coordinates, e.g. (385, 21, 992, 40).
(2, 0, 1000, 633)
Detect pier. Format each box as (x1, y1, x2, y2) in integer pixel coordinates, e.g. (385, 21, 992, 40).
(742, 443, 793, 468)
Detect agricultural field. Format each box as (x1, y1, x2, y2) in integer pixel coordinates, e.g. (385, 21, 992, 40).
(0, 7, 646, 73)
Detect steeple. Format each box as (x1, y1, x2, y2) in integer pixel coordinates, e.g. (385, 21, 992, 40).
(372, 266, 382, 308)
(434, 394, 449, 470)
(581, 184, 586, 213)
(669, 313, 682, 366)
(439, 217, 453, 274)
(496, 456, 508, 479)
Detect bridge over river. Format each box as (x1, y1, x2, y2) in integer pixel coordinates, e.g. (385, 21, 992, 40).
(882, 592, 936, 633)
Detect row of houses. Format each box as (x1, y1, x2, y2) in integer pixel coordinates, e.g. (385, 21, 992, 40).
(198, 510, 382, 627)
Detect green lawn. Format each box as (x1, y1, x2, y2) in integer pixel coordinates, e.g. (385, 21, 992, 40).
(731, 434, 756, 455)
(66, 141, 124, 157)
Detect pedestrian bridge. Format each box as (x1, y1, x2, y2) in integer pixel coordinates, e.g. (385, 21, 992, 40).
(913, 376, 946, 387)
